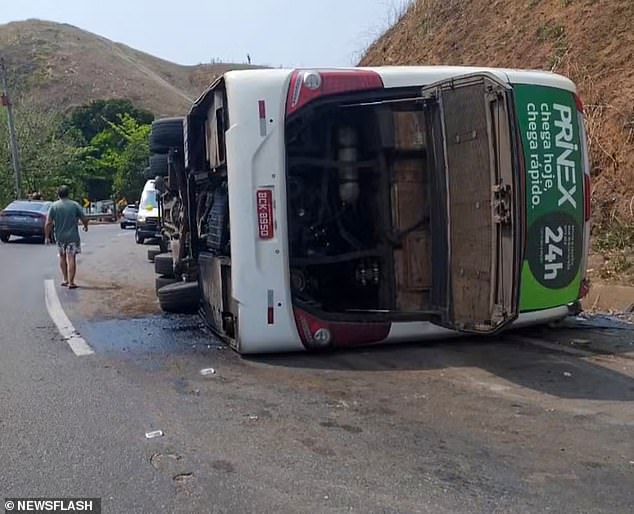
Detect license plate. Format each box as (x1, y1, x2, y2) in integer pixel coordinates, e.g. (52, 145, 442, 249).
(256, 189, 274, 239)
(12, 216, 27, 222)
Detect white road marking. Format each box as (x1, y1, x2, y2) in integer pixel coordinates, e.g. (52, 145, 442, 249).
(44, 279, 95, 356)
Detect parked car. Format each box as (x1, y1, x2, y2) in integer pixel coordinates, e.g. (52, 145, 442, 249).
(120, 203, 138, 229)
(0, 200, 53, 244)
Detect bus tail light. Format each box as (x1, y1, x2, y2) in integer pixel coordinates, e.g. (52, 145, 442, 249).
(577, 97, 591, 303)
(286, 70, 384, 116)
(578, 278, 590, 300)
(583, 173, 591, 222)
(574, 93, 584, 114)
(293, 307, 390, 350)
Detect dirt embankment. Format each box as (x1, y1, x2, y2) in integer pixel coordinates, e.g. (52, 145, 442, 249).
(361, 0, 634, 284)
(0, 19, 259, 116)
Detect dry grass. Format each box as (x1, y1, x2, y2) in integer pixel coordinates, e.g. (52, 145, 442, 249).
(0, 19, 258, 116)
(361, 0, 634, 231)
(360, 0, 634, 283)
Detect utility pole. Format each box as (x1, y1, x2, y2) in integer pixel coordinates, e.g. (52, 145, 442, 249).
(0, 57, 21, 199)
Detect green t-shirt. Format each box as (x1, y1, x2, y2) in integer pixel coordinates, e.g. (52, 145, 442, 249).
(48, 199, 83, 244)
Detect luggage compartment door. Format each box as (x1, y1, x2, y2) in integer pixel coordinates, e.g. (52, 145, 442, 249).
(423, 73, 520, 333)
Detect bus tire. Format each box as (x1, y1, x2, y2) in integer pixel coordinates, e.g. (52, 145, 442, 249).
(144, 166, 156, 180)
(149, 117, 184, 154)
(155, 275, 178, 295)
(158, 281, 199, 314)
(149, 153, 168, 177)
(154, 253, 174, 276)
(147, 248, 161, 262)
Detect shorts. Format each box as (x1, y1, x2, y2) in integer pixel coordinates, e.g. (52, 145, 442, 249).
(57, 241, 81, 256)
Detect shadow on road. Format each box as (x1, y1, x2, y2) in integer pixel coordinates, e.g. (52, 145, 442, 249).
(249, 326, 634, 402)
(3, 236, 45, 245)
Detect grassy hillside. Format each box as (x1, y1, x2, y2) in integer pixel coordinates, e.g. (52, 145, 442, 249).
(0, 19, 256, 116)
(361, 0, 634, 233)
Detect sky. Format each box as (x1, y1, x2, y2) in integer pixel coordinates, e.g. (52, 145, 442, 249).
(0, 0, 412, 67)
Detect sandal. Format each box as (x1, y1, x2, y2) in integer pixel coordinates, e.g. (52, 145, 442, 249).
(61, 281, 69, 287)
(68, 283, 78, 289)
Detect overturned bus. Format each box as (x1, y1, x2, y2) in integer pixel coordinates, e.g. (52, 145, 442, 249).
(148, 66, 591, 354)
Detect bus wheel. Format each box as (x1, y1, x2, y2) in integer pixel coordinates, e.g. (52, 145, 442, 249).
(149, 117, 184, 154)
(154, 253, 174, 277)
(158, 282, 199, 314)
(155, 276, 179, 295)
(147, 248, 161, 262)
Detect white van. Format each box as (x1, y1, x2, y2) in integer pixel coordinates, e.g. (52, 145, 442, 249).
(135, 179, 160, 244)
(154, 66, 591, 353)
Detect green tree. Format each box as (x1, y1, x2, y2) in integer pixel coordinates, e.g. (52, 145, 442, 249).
(81, 113, 150, 202)
(112, 116, 151, 201)
(0, 98, 152, 208)
(0, 128, 12, 207)
(0, 105, 85, 206)
(64, 99, 153, 144)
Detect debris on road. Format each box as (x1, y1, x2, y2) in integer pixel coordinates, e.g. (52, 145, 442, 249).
(327, 399, 351, 410)
(570, 339, 591, 346)
(150, 452, 182, 470)
(563, 372, 573, 378)
(200, 367, 216, 376)
(145, 429, 164, 439)
(557, 314, 634, 331)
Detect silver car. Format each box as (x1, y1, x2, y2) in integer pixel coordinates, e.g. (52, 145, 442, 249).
(120, 204, 138, 229)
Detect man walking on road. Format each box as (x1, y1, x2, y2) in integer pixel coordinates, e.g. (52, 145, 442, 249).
(45, 185, 88, 289)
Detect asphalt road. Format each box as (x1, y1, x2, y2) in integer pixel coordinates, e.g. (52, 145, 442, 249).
(1, 225, 633, 513)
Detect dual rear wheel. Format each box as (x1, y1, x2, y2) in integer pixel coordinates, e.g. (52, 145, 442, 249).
(152, 251, 199, 313)
(148, 117, 198, 314)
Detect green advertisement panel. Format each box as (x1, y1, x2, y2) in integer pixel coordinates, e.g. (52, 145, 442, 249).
(514, 85, 584, 311)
